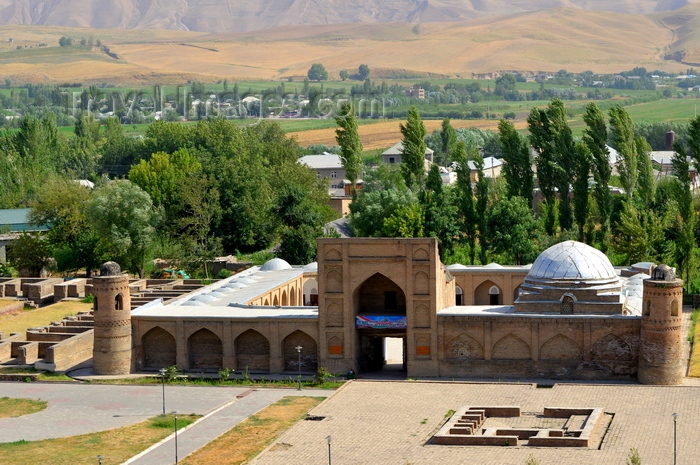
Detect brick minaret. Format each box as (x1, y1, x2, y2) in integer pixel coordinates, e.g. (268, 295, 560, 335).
(638, 265, 684, 385)
(92, 261, 132, 375)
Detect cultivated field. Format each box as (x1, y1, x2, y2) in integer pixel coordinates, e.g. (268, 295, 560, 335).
(1, 6, 700, 85)
(290, 119, 527, 150)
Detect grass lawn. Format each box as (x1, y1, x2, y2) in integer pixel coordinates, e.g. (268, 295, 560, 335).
(0, 397, 47, 418)
(181, 396, 324, 465)
(0, 413, 198, 465)
(0, 300, 92, 335)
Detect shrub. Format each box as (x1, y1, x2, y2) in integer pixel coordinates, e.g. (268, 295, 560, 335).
(215, 269, 232, 279)
(314, 366, 333, 384)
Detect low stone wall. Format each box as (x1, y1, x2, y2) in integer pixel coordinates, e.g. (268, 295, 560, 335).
(23, 278, 63, 305)
(0, 333, 23, 362)
(17, 341, 39, 364)
(37, 329, 94, 372)
(53, 279, 86, 301)
(0, 279, 20, 297)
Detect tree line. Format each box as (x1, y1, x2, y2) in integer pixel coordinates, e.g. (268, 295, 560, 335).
(341, 100, 700, 292)
(2, 116, 336, 278)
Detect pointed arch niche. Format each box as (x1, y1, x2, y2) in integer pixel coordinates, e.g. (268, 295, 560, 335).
(142, 327, 176, 370)
(474, 280, 502, 305)
(354, 273, 406, 316)
(188, 328, 223, 370)
(283, 330, 318, 372)
(235, 329, 270, 372)
(492, 333, 531, 359)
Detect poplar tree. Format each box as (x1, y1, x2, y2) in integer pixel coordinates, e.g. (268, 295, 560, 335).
(335, 102, 363, 200)
(400, 106, 427, 191)
(582, 102, 611, 250)
(453, 142, 477, 264)
(474, 151, 489, 264)
(528, 107, 558, 235)
(572, 141, 591, 243)
(609, 105, 637, 200)
(440, 117, 457, 166)
(548, 99, 576, 231)
(498, 118, 534, 201)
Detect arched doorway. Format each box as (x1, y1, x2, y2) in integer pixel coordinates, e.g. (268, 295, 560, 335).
(235, 329, 270, 372)
(282, 331, 318, 372)
(474, 280, 502, 305)
(281, 290, 288, 306)
(142, 327, 176, 370)
(456, 286, 464, 306)
(354, 273, 407, 373)
(304, 279, 318, 306)
(187, 328, 223, 370)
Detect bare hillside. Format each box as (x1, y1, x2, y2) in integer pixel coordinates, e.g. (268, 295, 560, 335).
(0, 0, 696, 33)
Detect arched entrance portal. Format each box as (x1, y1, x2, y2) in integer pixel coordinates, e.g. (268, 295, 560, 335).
(235, 330, 270, 373)
(354, 273, 407, 374)
(474, 280, 502, 305)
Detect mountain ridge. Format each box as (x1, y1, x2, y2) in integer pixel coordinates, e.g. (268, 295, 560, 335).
(0, 0, 697, 34)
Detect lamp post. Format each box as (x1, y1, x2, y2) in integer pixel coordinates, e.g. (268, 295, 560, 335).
(173, 412, 179, 464)
(96, 455, 103, 465)
(326, 435, 332, 465)
(296, 345, 303, 390)
(672, 412, 680, 465)
(159, 368, 167, 415)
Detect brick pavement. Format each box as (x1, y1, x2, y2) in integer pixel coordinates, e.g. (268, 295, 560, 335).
(251, 380, 700, 465)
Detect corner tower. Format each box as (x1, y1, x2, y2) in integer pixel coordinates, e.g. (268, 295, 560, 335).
(92, 261, 132, 375)
(638, 265, 684, 385)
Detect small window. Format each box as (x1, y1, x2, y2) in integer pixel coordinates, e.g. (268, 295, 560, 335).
(115, 294, 124, 310)
(330, 171, 337, 179)
(561, 296, 574, 315)
(389, 157, 395, 164)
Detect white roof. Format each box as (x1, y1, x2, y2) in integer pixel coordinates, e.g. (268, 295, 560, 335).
(260, 258, 292, 271)
(382, 141, 434, 156)
(651, 151, 676, 165)
(527, 241, 616, 281)
(467, 156, 503, 171)
(298, 153, 343, 170)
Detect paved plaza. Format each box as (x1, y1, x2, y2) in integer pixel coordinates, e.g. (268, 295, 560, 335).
(252, 380, 700, 465)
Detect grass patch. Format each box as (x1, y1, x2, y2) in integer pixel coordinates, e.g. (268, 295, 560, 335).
(180, 396, 323, 465)
(0, 413, 199, 465)
(89, 375, 343, 390)
(0, 397, 48, 418)
(689, 311, 700, 377)
(0, 300, 92, 335)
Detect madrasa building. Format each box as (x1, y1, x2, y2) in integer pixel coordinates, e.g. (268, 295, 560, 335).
(92, 238, 686, 385)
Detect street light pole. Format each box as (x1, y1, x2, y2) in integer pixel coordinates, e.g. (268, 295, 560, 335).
(672, 412, 680, 465)
(174, 412, 179, 464)
(296, 345, 303, 390)
(159, 368, 167, 415)
(326, 435, 332, 465)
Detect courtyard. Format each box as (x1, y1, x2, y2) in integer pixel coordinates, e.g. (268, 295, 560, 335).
(252, 380, 700, 465)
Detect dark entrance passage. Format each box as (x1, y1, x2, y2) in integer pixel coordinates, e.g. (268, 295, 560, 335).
(358, 329, 406, 374)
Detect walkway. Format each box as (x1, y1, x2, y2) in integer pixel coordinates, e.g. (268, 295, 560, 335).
(0, 382, 330, 464)
(126, 387, 329, 465)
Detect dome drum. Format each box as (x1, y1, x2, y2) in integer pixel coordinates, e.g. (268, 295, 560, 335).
(515, 241, 624, 315)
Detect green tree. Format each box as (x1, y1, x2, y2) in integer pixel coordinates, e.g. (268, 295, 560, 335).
(358, 64, 370, 80)
(453, 142, 477, 264)
(635, 137, 656, 207)
(339, 70, 349, 81)
(498, 118, 533, 200)
(307, 63, 328, 81)
(423, 164, 458, 260)
(572, 141, 592, 242)
(548, 99, 576, 230)
(7, 233, 52, 277)
(335, 103, 363, 200)
(528, 107, 557, 234)
(28, 178, 100, 276)
(400, 106, 428, 191)
(474, 151, 490, 264)
(86, 180, 159, 278)
(668, 141, 695, 285)
(583, 102, 612, 251)
(609, 105, 637, 200)
(486, 196, 540, 265)
(275, 184, 325, 265)
(440, 118, 457, 166)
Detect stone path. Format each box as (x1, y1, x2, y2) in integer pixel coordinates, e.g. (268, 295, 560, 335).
(0, 382, 329, 465)
(252, 380, 700, 465)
